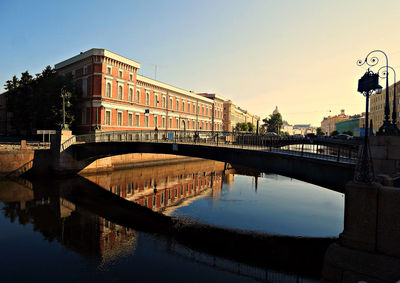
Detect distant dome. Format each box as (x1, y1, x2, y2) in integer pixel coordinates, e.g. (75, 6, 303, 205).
(273, 106, 279, 115)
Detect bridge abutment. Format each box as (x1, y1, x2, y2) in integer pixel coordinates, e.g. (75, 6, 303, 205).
(322, 181, 400, 282)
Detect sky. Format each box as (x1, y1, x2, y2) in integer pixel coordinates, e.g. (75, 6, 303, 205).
(1, 0, 400, 126)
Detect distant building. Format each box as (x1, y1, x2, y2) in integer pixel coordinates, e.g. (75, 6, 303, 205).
(335, 114, 365, 137)
(321, 109, 349, 135)
(222, 100, 259, 131)
(292, 124, 316, 135)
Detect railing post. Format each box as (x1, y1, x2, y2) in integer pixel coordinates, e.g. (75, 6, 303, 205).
(216, 133, 219, 146)
(337, 147, 341, 162)
(301, 143, 304, 157)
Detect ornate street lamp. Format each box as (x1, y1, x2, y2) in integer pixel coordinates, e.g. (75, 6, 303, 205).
(60, 87, 71, 130)
(357, 50, 399, 135)
(354, 69, 382, 183)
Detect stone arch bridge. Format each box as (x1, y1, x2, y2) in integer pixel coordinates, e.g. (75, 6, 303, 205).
(49, 130, 360, 192)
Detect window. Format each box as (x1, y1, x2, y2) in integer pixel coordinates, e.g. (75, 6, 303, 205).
(169, 118, 172, 128)
(169, 98, 173, 109)
(129, 73, 133, 80)
(176, 100, 179, 110)
(145, 92, 150, 105)
(82, 78, 87, 97)
(106, 82, 111, 97)
(162, 96, 166, 108)
(118, 85, 123, 100)
(117, 112, 123, 126)
(136, 90, 140, 102)
(128, 113, 133, 126)
(119, 70, 123, 77)
(154, 115, 158, 127)
(155, 94, 158, 106)
(144, 115, 149, 127)
(107, 67, 111, 74)
(135, 114, 140, 126)
(105, 111, 111, 125)
(129, 88, 133, 102)
(81, 110, 86, 124)
(176, 118, 179, 129)
(83, 66, 87, 75)
(162, 117, 165, 128)
(182, 101, 185, 112)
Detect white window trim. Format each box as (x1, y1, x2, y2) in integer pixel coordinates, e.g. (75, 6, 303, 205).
(106, 65, 112, 75)
(105, 110, 112, 125)
(128, 112, 133, 127)
(128, 87, 134, 102)
(117, 110, 123, 126)
(117, 82, 124, 100)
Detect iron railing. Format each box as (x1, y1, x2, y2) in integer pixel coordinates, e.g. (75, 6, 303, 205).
(62, 130, 359, 164)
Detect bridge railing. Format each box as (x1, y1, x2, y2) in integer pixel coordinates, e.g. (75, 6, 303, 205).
(71, 130, 359, 164)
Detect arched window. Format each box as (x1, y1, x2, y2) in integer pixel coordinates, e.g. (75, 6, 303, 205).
(129, 88, 133, 102)
(106, 82, 111, 97)
(145, 92, 150, 105)
(118, 86, 123, 99)
(136, 90, 140, 102)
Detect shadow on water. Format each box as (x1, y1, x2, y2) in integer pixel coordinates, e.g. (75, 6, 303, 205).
(0, 165, 336, 281)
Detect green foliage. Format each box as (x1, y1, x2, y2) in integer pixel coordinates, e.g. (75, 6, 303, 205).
(316, 127, 323, 136)
(235, 122, 249, 132)
(247, 122, 255, 132)
(263, 113, 283, 134)
(235, 122, 256, 132)
(280, 131, 289, 136)
(4, 66, 78, 136)
(330, 130, 339, 136)
(342, 130, 353, 136)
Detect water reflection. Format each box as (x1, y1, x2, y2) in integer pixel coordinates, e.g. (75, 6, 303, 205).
(83, 160, 226, 216)
(0, 179, 137, 268)
(81, 160, 344, 237)
(0, 160, 337, 282)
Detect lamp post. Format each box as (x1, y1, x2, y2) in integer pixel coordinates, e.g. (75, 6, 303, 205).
(60, 87, 71, 130)
(357, 50, 399, 135)
(377, 65, 400, 134)
(354, 69, 382, 183)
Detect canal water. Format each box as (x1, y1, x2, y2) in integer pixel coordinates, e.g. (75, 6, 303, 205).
(0, 159, 344, 282)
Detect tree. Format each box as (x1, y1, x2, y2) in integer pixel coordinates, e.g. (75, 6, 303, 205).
(316, 127, 323, 136)
(330, 130, 339, 136)
(235, 122, 249, 132)
(247, 122, 255, 132)
(5, 66, 78, 136)
(263, 113, 283, 134)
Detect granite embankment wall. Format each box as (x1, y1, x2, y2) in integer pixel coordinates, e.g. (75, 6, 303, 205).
(0, 146, 199, 176)
(0, 149, 35, 176)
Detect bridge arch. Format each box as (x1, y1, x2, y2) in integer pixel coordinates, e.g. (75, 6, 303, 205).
(56, 140, 355, 192)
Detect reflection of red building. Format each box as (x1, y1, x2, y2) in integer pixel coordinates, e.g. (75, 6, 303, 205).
(84, 160, 225, 213)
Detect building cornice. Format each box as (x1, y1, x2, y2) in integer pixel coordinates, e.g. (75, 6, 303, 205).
(55, 48, 141, 70)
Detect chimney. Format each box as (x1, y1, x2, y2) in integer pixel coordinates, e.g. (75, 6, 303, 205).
(341, 109, 345, 115)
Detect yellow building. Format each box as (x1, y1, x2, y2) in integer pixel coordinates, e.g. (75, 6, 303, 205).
(321, 109, 349, 135)
(223, 100, 259, 131)
(369, 82, 400, 132)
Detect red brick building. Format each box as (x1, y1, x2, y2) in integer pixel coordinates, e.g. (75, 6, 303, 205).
(55, 48, 215, 134)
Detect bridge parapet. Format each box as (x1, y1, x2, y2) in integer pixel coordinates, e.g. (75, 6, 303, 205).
(48, 130, 360, 181)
